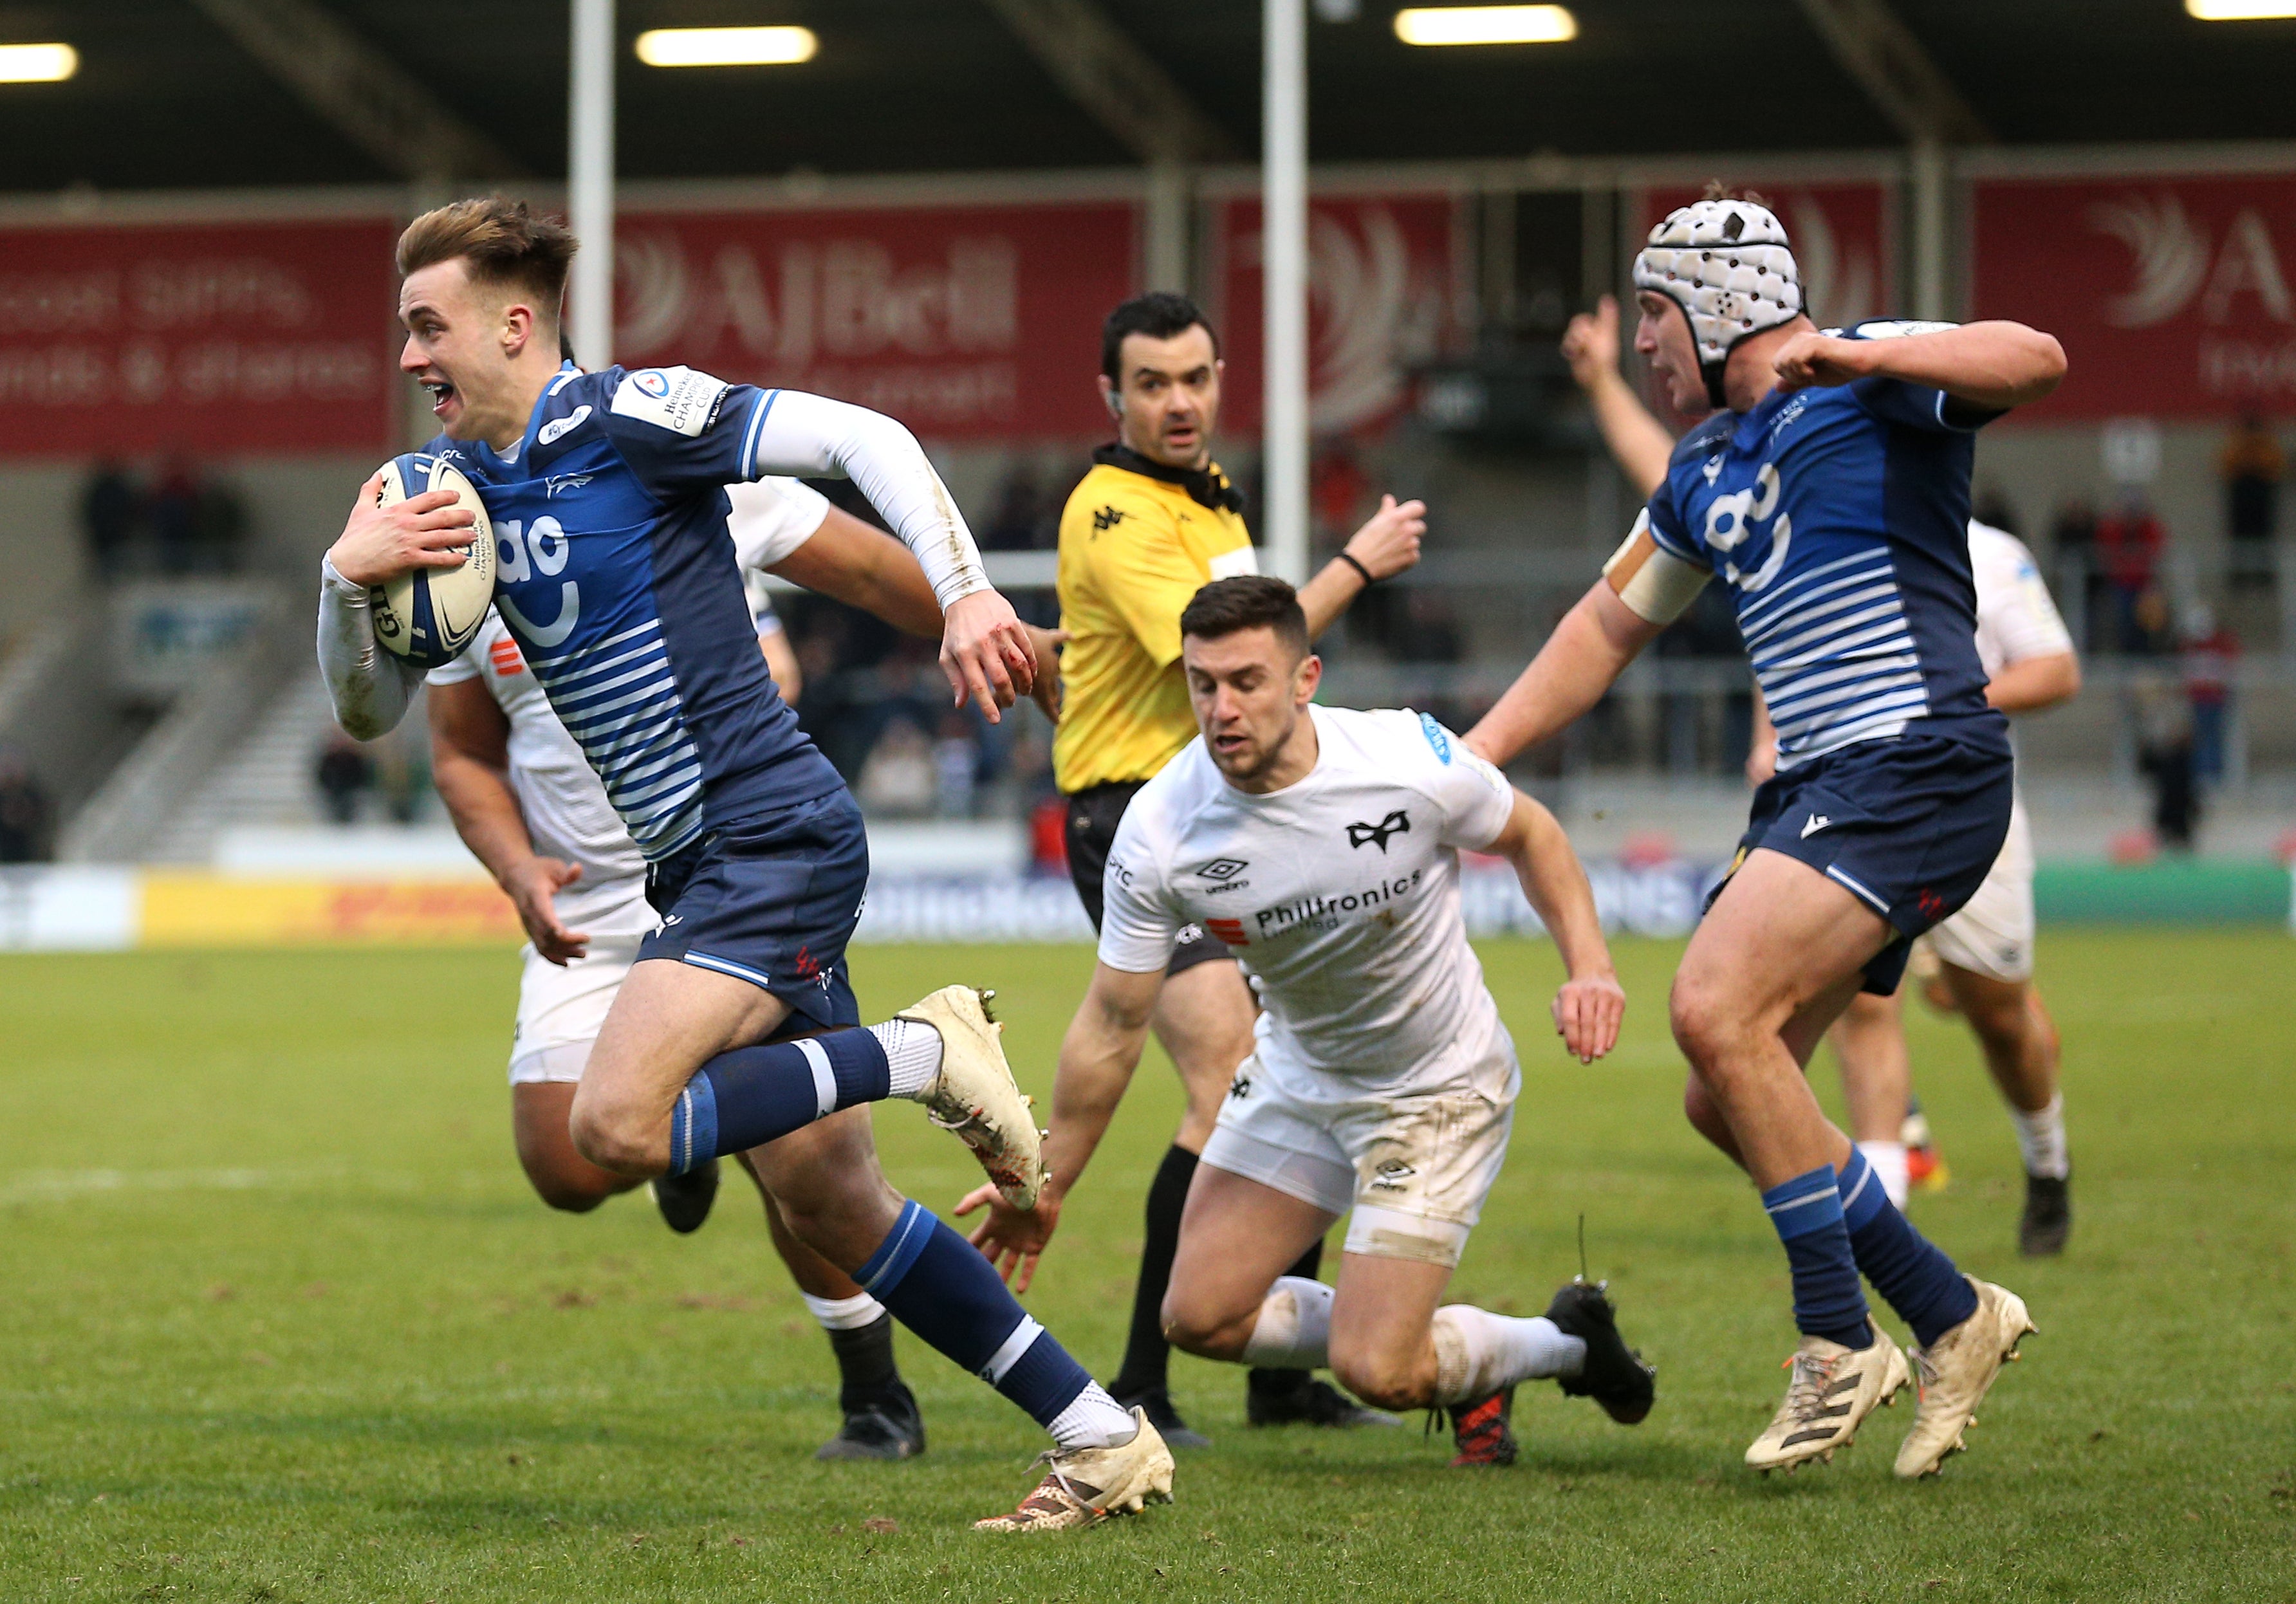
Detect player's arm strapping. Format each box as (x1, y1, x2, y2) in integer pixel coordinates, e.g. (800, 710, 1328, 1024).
(1481, 789, 1626, 1064)
(427, 679, 590, 965)
(1466, 513, 1704, 767)
(746, 390, 1036, 719)
(956, 961, 1164, 1291)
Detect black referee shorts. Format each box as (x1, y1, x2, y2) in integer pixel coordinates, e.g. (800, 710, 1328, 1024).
(1064, 780, 1231, 979)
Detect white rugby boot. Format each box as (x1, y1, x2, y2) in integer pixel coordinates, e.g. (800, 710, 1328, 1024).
(1894, 1278, 2037, 1479)
(973, 1408, 1176, 1533)
(1744, 1320, 1912, 1473)
(896, 986, 1046, 1210)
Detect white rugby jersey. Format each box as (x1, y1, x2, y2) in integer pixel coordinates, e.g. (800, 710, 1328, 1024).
(1100, 705, 1521, 1100)
(1967, 519, 2074, 872)
(426, 476, 828, 937)
(1967, 521, 2073, 681)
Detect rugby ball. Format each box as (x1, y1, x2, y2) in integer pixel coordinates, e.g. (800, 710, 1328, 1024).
(368, 452, 495, 668)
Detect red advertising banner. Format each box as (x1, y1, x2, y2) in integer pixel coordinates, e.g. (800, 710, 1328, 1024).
(1638, 184, 1896, 331)
(613, 203, 1138, 439)
(1216, 196, 1461, 436)
(0, 220, 399, 457)
(1972, 173, 2296, 419)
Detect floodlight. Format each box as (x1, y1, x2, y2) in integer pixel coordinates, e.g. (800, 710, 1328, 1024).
(0, 43, 77, 82)
(634, 26, 819, 68)
(1393, 6, 1577, 45)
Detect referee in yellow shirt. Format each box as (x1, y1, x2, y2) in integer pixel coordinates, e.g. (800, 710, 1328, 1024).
(1055, 292, 1423, 1444)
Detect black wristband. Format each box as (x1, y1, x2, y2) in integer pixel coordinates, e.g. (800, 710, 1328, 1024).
(1337, 551, 1376, 587)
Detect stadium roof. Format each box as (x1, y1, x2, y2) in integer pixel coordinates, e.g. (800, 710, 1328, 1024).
(8, 0, 2296, 194)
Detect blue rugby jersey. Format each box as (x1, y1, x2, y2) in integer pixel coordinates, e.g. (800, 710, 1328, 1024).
(1642, 321, 2012, 770)
(429, 361, 842, 861)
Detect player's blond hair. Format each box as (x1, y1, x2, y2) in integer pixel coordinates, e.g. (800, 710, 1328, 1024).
(396, 196, 576, 326)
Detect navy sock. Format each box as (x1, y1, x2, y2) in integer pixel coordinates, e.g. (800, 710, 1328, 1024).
(1837, 1147, 1979, 1347)
(856, 1200, 1092, 1429)
(1762, 1164, 1873, 1349)
(667, 1027, 891, 1174)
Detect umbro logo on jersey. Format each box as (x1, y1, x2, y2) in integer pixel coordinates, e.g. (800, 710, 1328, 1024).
(537, 405, 592, 446)
(1346, 810, 1411, 853)
(1091, 504, 1127, 533)
(1369, 1157, 1417, 1191)
(1801, 814, 1831, 838)
(1197, 858, 1248, 881)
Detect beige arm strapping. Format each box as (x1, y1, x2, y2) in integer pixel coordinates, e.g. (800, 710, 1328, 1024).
(1602, 513, 1711, 625)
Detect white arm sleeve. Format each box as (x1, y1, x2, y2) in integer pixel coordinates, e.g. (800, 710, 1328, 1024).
(746, 390, 990, 610)
(727, 475, 833, 573)
(316, 560, 421, 740)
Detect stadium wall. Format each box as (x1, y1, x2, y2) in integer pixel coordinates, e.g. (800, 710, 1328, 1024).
(3, 860, 2288, 953)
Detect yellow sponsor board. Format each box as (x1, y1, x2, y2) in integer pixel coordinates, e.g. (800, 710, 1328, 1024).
(139, 874, 522, 946)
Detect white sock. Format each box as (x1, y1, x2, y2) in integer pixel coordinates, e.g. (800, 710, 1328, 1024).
(869, 1019, 942, 1099)
(1047, 1381, 1137, 1450)
(1858, 1139, 1911, 1210)
(2012, 1093, 2069, 1179)
(1429, 1305, 1586, 1405)
(802, 1291, 886, 1332)
(1239, 1277, 1333, 1370)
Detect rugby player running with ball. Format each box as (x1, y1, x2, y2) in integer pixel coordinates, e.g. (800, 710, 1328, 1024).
(320, 196, 1171, 1530)
(1466, 193, 2065, 1477)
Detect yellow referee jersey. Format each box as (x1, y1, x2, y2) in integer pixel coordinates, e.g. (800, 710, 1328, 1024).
(1052, 450, 1256, 793)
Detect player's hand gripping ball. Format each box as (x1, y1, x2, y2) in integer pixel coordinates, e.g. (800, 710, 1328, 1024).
(367, 453, 495, 668)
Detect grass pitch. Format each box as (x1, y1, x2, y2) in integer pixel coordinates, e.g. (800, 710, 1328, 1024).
(1, 932, 2290, 1602)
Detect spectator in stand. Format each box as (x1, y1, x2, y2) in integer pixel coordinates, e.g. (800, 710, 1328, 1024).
(2138, 686, 2199, 851)
(315, 731, 374, 825)
(932, 710, 981, 819)
(980, 467, 1048, 552)
(192, 474, 250, 574)
(150, 457, 201, 575)
(80, 460, 141, 580)
(2095, 493, 2165, 653)
(2181, 603, 2241, 788)
(2219, 412, 2282, 584)
(0, 746, 51, 863)
(2048, 499, 2102, 650)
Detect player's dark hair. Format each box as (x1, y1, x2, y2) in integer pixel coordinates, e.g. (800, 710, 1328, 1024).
(1700, 180, 1774, 210)
(396, 196, 577, 327)
(1102, 292, 1219, 382)
(1180, 575, 1309, 661)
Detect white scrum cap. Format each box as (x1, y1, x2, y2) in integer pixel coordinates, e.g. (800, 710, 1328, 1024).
(1633, 198, 1802, 407)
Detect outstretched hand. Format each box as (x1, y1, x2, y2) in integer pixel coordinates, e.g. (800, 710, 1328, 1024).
(1344, 494, 1427, 582)
(940, 589, 1037, 724)
(504, 856, 590, 966)
(1552, 972, 1625, 1064)
(1561, 294, 1625, 391)
(1022, 624, 1069, 721)
(954, 1181, 1060, 1293)
(327, 475, 476, 587)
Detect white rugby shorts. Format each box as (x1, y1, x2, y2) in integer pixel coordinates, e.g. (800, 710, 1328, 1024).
(507, 934, 645, 1085)
(1198, 1053, 1515, 1269)
(1923, 795, 2035, 984)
